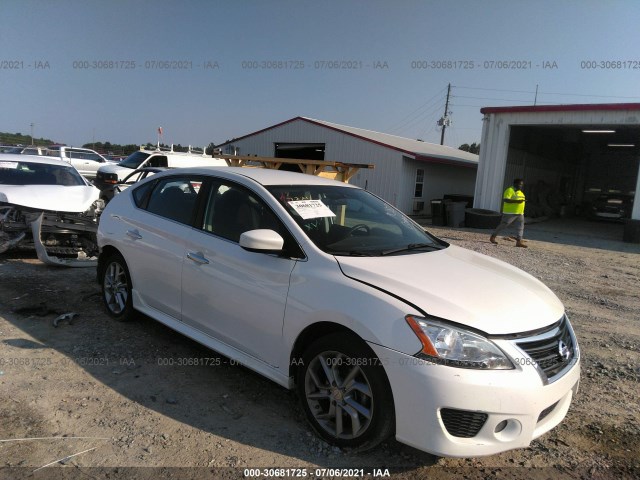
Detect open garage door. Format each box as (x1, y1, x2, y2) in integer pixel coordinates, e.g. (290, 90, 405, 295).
(274, 143, 325, 172)
(505, 125, 639, 224)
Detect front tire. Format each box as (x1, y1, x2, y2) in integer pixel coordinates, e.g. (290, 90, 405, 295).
(297, 332, 395, 451)
(101, 252, 134, 321)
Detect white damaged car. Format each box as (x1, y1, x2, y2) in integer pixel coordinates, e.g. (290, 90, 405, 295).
(0, 153, 104, 266)
(97, 167, 579, 457)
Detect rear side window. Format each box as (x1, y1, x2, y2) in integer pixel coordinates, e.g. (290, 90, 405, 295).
(132, 181, 154, 207)
(144, 176, 203, 225)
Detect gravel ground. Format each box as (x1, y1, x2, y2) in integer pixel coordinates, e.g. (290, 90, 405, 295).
(0, 220, 638, 479)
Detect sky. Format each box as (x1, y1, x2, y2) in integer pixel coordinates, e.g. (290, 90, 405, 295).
(1, 0, 640, 151)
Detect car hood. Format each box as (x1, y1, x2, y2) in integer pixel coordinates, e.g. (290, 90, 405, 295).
(99, 163, 130, 174)
(0, 185, 100, 212)
(335, 244, 564, 335)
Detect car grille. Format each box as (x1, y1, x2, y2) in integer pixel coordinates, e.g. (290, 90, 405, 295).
(440, 408, 488, 438)
(516, 316, 577, 383)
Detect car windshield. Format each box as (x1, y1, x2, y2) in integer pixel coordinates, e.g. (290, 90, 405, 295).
(119, 151, 151, 169)
(0, 160, 86, 186)
(267, 185, 445, 256)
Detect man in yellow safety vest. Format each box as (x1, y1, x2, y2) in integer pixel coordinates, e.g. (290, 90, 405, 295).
(490, 178, 528, 248)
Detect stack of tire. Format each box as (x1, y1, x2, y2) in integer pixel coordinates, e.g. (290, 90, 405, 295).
(464, 208, 502, 229)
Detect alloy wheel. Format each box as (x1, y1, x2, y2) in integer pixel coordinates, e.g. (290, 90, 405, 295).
(304, 350, 374, 440)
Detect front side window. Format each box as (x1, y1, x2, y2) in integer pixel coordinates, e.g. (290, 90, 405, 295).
(144, 176, 202, 224)
(201, 182, 284, 243)
(266, 185, 445, 256)
(147, 155, 168, 168)
(120, 151, 151, 169)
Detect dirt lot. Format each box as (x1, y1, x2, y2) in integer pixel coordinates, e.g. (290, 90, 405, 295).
(0, 221, 639, 479)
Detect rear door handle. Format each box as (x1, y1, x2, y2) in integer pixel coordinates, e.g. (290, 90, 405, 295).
(126, 229, 142, 240)
(187, 252, 209, 265)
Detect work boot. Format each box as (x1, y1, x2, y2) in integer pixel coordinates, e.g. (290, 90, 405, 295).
(489, 235, 498, 244)
(515, 240, 528, 248)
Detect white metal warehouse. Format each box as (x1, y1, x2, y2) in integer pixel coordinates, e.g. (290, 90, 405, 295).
(474, 103, 640, 240)
(217, 117, 478, 216)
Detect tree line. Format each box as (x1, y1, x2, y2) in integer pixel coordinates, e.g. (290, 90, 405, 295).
(0, 132, 53, 147)
(0, 132, 216, 157)
(3, 130, 477, 156)
(458, 142, 480, 154)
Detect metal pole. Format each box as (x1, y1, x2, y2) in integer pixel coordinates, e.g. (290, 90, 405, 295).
(440, 83, 451, 145)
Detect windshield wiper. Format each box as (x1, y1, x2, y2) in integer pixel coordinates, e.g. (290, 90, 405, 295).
(380, 243, 441, 256)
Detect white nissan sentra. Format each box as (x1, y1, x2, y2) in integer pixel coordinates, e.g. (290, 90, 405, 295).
(97, 167, 580, 457)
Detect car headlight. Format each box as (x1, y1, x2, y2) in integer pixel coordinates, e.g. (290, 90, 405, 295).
(405, 315, 514, 370)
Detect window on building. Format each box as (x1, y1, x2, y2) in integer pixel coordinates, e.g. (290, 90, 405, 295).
(414, 168, 424, 197)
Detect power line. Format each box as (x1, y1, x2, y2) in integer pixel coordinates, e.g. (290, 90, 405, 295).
(454, 86, 536, 94)
(540, 91, 640, 100)
(454, 85, 640, 101)
(386, 86, 448, 134)
(388, 100, 445, 135)
(453, 95, 538, 102)
(450, 100, 569, 108)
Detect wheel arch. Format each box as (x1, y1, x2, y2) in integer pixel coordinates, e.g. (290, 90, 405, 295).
(289, 322, 392, 385)
(96, 244, 124, 284)
(289, 322, 356, 381)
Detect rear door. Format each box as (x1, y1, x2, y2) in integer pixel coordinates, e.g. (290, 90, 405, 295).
(118, 174, 204, 319)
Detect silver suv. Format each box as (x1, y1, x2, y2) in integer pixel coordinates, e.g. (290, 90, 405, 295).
(46, 145, 109, 179)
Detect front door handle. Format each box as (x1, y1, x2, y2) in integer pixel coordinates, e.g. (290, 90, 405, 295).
(187, 251, 209, 265)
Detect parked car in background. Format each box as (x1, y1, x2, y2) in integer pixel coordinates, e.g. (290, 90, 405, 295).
(46, 145, 110, 180)
(99, 166, 169, 202)
(93, 145, 226, 193)
(0, 153, 103, 266)
(97, 167, 580, 457)
(589, 192, 634, 221)
(4, 146, 47, 156)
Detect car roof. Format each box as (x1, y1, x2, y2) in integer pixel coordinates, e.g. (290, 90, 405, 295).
(166, 166, 360, 188)
(48, 145, 100, 152)
(0, 152, 77, 168)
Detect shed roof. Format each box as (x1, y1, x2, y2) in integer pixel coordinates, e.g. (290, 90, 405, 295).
(218, 116, 478, 168)
(481, 103, 640, 115)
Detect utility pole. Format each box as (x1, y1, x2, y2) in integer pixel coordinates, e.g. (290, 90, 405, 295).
(439, 83, 452, 145)
(30, 123, 34, 146)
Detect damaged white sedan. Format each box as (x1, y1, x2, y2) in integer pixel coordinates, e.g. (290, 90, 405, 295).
(0, 153, 104, 266)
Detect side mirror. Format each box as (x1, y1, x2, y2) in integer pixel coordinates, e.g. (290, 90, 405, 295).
(239, 229, 284, 253)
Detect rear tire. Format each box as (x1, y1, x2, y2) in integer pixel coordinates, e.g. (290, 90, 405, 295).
(296, 332, 395, 451)
(101, 252, 134, 321)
